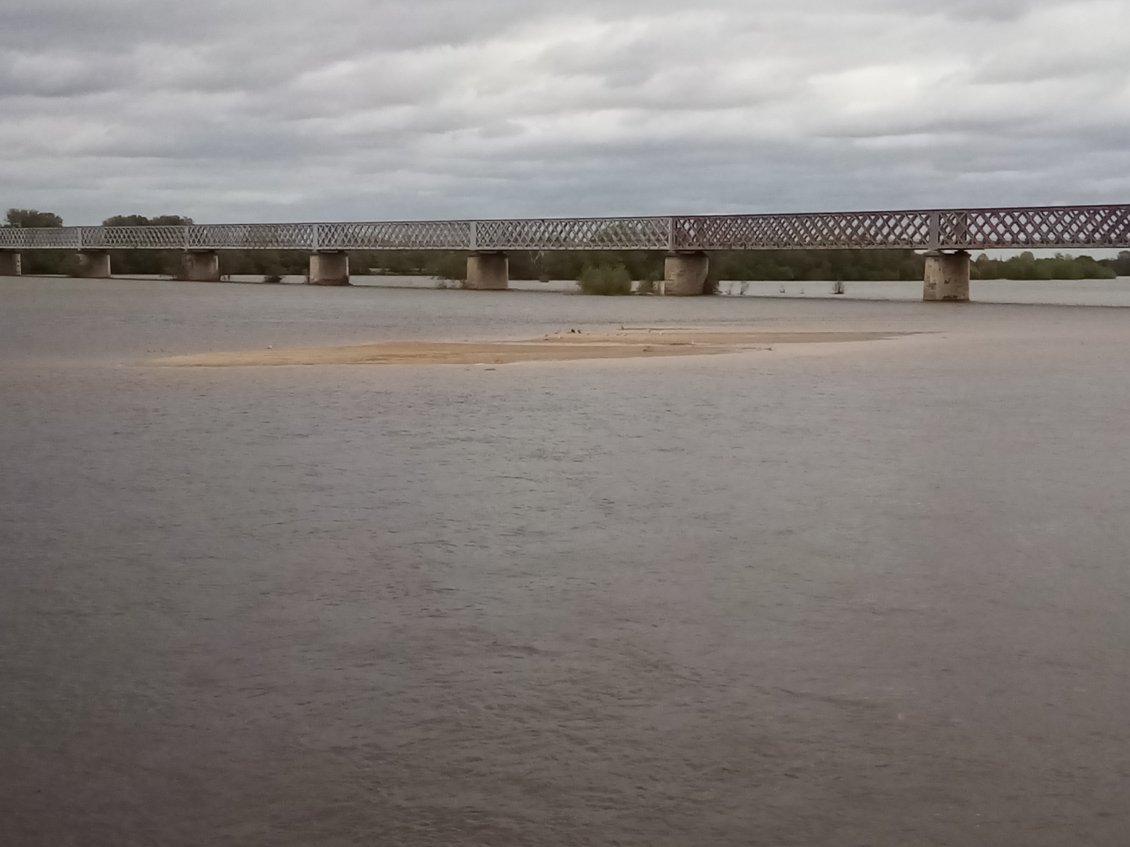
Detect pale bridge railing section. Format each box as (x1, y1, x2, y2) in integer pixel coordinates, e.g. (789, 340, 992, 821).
(1, 205, 1127, 252)
(474, 218, 671, 251)
(316, 221, 472, 250)
(0, 227, 81, 249)
(188, 224, 316, 250)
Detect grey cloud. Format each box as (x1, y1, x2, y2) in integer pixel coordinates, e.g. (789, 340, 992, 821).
(0, 0, 1127, 223)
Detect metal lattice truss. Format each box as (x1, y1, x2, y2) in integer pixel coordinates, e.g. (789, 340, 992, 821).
(317, 221, 472, 250)
(2, 205, 1127, 252)
(675, 211, 935, 249)
(474, 218, 671, 250)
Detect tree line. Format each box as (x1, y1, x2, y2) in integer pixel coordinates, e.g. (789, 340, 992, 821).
(5, 208, 1129, 281)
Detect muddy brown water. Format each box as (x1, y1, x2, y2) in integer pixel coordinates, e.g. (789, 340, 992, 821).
(2, 276, 1129, 846)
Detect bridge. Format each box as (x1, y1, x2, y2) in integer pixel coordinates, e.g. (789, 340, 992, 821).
(2, 204, 1127, 300)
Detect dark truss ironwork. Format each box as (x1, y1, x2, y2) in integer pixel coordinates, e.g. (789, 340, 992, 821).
(2, 205, 1127, 252)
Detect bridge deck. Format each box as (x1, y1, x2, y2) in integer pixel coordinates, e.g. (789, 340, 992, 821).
(2, 205, 1127, 252)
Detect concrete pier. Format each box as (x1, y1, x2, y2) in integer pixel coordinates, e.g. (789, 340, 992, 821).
(0, 251, 21, 276)
(75, 250, 111, 279)
(663, 252, 710, 296)
(308, 251, 350, 286)
(923, 250, 971, 302)
(181, 251, 221, 282)
(466, 253, 509, 290)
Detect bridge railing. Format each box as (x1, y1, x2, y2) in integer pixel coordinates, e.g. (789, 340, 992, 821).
(672, 211, 936, 250)
(80, 225, 191, 250)
(0, 227, 81, 249)
(316, 221, 472, 251)
(1, 205, 1127, 252)
(934, 206, 1130, 249)
(187, 224, 317, 251)
(474, 217, 671, 251)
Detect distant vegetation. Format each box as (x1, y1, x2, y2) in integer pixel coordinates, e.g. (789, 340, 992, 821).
(578, 263, 633, 295)
(6, 208, 1130, 282)
(972, 252, 1119, 280)
(5, 209, 63, 228)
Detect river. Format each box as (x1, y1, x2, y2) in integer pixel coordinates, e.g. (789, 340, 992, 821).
(225, 272, 1130, 308)
(2, 275, 1129, 846)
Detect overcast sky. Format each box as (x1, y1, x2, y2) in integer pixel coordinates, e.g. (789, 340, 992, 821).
(1, 0, 1127, 224)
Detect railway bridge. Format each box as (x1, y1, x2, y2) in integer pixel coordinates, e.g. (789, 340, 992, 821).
(2, 204, 1128, 301)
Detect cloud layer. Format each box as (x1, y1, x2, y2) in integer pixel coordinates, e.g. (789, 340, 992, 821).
(2, 0, 1127, 223)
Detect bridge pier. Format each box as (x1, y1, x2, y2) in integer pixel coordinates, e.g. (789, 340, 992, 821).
(663, 251, 709, 296)
(75, 250, 111, 279)
(923, 250, 970, 302)
(308, 251, 350, 286)
(466, 252, 509, 290)
(181, 250, 221, 282)
(0, 251, 21, 276)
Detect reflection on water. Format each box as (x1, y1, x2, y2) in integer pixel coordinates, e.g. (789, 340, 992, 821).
(3, 277, 1130, 846)
(109, 272, 1130, 308)
(716, 277, 1130, 306)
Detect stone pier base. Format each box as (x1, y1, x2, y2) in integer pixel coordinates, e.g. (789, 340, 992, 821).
(182, 251, 221, 282)
(76, 250, 111, 279)
(923, 250, 971, 302)
(465, 253, 509, 290)
(0, 251, 21, 276)
(662, 252, 710, 296)
(308, 251, 350, 286)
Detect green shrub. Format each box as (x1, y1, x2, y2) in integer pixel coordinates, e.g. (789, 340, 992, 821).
(578, 263, 632, 295)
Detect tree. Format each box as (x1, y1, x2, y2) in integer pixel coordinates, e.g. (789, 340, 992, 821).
(578, 263, 633, 295)
(102, 214, 194, 227)
(1107, 251, 1130, 276)
(5, 209, 63, 228)
(102, 214, 151, 227)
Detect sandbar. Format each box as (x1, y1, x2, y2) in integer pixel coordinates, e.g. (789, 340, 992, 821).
(152, 328, 909, 367)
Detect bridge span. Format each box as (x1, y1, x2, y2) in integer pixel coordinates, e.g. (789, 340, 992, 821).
(1, 204, 1127, 300)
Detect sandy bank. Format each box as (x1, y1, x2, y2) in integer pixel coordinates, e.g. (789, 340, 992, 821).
(152, 328, 909, 367)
